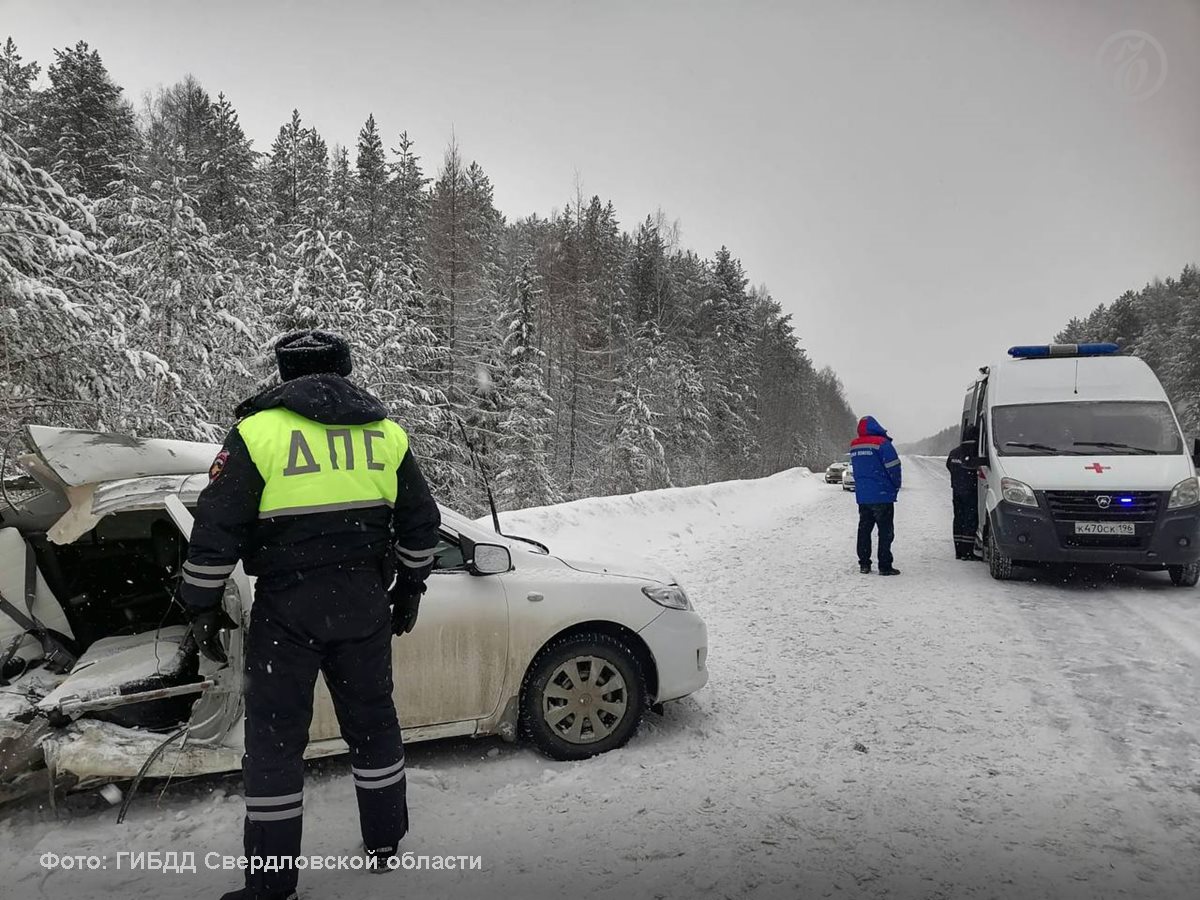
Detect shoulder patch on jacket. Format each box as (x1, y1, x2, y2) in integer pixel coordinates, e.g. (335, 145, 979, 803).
(209, 449, 230, 482)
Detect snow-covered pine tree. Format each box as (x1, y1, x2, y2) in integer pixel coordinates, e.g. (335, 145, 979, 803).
(0, 117, 124, 437)
(425, 143, 505, 502)
(270, 221, 360, 336)
(353, 265, 448, 479)
(493, 259, 560, 508)
(142, 76, 214, 185)
(93, 172, 256, 439)
(333, 125, 448, 493)
(628, 215, 671, 325)
(388, 131, 429, 280)
(298, 129, 330, 225)
(1164, 267, 1200, 434)
(204, 92, 258, 237)
(700, 246, 758, 479)
(567, 197, 627, 495)
(662, 346, 712, 485)
(268, 110, 328, 227)
(343, 130, 442, 460)
(0, 38, 39, 145)
(352, 115, 389, 279)
(263, 119, 360, 343)
(746, 289, 818, 473)
(609, 323, 670, 494)
(329, 145, 354, 233)
(29, 41, 138, 200)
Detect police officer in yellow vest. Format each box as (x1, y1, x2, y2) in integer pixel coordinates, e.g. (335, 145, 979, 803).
(179, 331, 441, 900)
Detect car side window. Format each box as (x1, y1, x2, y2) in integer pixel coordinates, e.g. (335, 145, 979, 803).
(433, 531, 466, 571)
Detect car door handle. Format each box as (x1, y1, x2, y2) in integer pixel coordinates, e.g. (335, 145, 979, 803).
(527, 592, 544, 602)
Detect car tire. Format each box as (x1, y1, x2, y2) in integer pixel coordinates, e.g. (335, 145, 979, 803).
(521, 632, 647, 761)
(987, 527, 1015, 581)
(1168, 563, 1200, 587)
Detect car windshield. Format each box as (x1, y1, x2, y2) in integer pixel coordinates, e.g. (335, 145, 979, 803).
(992, 401, 1183, 456)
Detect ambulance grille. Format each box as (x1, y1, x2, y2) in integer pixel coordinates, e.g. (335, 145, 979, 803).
(1043, 491, 1159, 522)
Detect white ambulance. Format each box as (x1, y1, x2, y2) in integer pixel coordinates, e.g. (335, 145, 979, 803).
(961, 344, 1200, 585)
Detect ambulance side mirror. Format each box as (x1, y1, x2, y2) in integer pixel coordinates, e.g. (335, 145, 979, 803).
(967, 455, 989, 469)
(1192, 438, 1200, 469)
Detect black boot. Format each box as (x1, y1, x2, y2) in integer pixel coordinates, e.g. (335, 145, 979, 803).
(879, 567, 901, 576)
(219, 889, 298, 900)
(859, 562, 872, 574)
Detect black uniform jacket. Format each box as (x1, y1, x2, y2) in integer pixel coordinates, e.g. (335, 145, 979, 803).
(180, 374, 441, 610)
(945, 443, 979, 496)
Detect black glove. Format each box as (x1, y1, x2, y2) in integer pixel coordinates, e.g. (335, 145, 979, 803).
(188, 606, 239, 664)
(389, 589, 422, 636)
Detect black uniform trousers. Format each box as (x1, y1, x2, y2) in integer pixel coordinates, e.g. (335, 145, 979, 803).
(241, 562, 406, 895)
(857, 503, 895, 569)
(952, 491, 979, 559)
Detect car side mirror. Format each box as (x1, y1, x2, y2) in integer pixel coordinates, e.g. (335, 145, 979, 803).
(967, 455, 988, 469)
(470, 542, 511, 576)
(1193, 438, 1200, 469)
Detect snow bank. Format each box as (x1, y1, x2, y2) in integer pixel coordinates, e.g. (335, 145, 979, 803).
(494, 467, 821, 565)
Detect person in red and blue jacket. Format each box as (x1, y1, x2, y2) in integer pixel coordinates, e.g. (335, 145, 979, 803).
(849, 415, 902, 575)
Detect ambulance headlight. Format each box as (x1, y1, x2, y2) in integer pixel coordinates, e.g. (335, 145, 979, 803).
(1168, 477, 1200, 509)
(1001, 477, 1038, 508)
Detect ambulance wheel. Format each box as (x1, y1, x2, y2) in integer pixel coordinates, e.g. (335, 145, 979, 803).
(987, 528, 1015, 581)
(521, 633, 646, 761)
(1168, 563, 1200, 587)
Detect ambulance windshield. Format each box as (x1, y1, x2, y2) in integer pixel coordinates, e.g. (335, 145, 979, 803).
(992, 401, 1183, 456)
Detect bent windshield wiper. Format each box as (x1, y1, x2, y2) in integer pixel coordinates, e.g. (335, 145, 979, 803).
(1004, 441, 1061, 454)
(1072, 441, 1157, 455)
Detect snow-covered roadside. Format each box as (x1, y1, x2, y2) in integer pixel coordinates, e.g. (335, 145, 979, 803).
(2, 462, 1198, 900)
(494, 467, 825, 568)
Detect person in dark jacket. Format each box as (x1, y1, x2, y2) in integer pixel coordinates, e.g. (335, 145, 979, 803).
(849, 416, 902, 575)
(179, 331, 441, 900)
(946, 440, 980, 560)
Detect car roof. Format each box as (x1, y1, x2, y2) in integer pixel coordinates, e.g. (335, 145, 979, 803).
(987, 355, 1167, 406)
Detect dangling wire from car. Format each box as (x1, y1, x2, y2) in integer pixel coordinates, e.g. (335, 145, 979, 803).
(115, 725, 187, 824)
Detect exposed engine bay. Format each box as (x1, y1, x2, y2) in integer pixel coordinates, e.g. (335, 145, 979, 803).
(0, 429, 238, 807)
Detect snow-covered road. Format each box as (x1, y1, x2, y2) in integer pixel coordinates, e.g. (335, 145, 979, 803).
(3, 461, 1199, 899)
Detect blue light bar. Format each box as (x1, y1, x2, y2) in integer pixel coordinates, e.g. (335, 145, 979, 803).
(1008, 343, 1120, 359)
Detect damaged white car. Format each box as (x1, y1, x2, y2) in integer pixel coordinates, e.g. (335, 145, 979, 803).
(0, 426, 708, 806)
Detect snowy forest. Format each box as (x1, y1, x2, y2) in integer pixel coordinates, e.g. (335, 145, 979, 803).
(1057, 263, 1200, 438)
(0, 38, 857, 513)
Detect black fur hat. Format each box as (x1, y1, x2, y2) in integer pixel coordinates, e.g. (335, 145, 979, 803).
(274, 330, 353, 381)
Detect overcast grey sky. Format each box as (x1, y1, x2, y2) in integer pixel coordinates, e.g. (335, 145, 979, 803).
(5, 0, 1198, 439)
